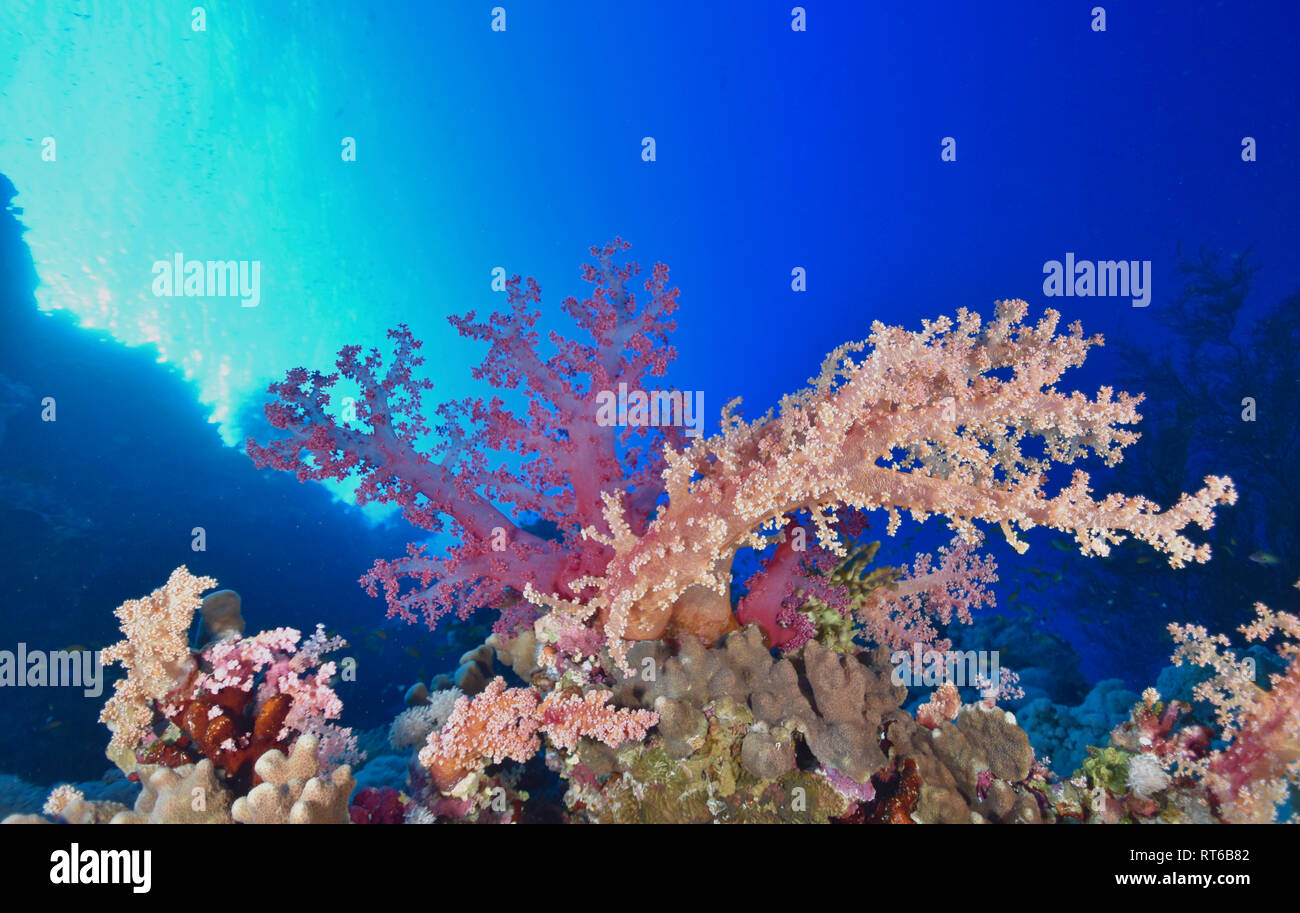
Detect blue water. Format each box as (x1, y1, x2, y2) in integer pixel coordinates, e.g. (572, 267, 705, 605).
(0, 1, 1296, 787)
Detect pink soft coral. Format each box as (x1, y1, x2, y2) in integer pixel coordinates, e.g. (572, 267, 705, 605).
(735, 520, 853, 651)
(417, 676, 656, 791)
(247, 240, 683, 637)
(857, 533, 998, 651)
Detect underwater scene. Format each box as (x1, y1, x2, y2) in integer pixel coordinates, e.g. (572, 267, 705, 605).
(0, 0, 1297, 854)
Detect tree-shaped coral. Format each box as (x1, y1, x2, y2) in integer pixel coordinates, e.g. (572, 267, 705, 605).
(248, 243, 1236, 671)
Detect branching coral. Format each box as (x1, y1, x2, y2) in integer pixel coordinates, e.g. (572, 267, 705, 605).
(247, 240, 683, 638)
(855, 533, 998, 651)
(547, 299, 1236, 670)
(248, 244, 1235, 675)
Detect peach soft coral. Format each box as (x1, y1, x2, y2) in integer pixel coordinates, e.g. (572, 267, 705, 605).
(532, 298, 1237, 670)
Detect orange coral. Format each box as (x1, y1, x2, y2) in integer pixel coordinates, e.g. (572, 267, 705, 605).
(537, 689, 657, 752)
(418, 678, 543, 791)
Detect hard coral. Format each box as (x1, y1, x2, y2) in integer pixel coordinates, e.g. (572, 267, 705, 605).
(231, 734, 355, 824)
(112, 760, 235, 824)
(878, 705, 1042, 823)
(610, 626, 907, 783)
(596, 626, 1045, 823)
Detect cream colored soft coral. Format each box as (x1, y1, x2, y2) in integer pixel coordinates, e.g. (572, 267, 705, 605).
(99, 566, 216, 757)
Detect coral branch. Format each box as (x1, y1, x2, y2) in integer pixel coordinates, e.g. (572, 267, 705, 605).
(247, 245, 1234, 675)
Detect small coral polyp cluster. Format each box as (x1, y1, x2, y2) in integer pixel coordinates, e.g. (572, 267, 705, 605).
(17, 242, 1297, 824)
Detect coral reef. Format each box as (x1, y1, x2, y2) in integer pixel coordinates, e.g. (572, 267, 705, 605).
(1050, 589, 1300, 824)
(13, 735, 355, 825)
(1168, 589, 1300, 822)
(14, 242, 1286, 827)
(1017, 679, 1139, 774)
(230, 735, 354, 824)
(587, 625, 1047, 824)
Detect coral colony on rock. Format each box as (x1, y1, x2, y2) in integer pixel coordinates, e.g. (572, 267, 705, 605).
(1, 6, 1297, 864)
(9, 238, 1295, 827)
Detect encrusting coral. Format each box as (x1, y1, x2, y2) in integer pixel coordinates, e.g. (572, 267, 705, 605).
(564, 625, 1048, 824)
(611, 628, 904, 784)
